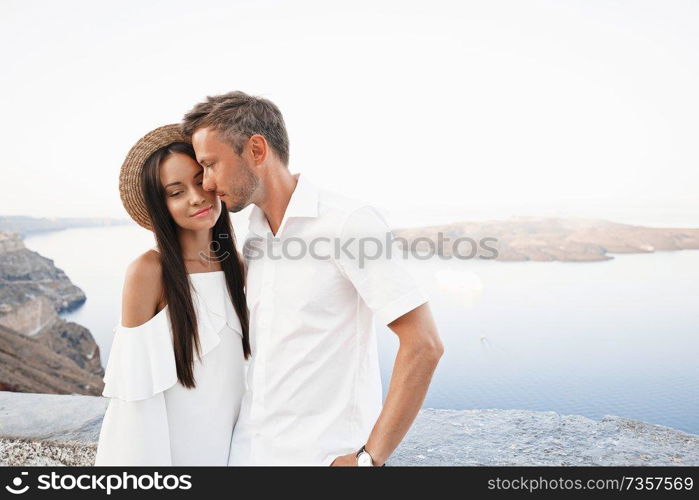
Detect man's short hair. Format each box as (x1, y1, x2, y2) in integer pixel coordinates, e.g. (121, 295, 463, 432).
(181, 91, 290, 166)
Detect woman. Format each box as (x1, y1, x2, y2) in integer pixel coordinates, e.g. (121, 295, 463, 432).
(94, 124, 250, 465)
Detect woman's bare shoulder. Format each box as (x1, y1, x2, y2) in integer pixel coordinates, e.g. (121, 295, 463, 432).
(125, 249, 162, 276)
(121, 250, 164, 328)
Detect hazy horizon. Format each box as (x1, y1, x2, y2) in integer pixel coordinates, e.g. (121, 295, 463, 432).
(3, 202, 699, 234)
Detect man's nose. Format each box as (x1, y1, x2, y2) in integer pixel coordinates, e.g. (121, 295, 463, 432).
(202, 169, 216, 192)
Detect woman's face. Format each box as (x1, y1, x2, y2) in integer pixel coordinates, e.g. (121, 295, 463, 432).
(159, 152, 222, 231)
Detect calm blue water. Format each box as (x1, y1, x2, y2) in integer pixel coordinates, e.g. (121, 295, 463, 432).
(24, 224, 699, 435)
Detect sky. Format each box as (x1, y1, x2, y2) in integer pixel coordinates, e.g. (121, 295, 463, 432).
(1, 0, 698, 228)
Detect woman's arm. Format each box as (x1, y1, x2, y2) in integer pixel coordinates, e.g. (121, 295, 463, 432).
(95, 250, 173, 466)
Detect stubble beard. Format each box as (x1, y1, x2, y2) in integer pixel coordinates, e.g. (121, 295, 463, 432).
(226, 161, 259, 213)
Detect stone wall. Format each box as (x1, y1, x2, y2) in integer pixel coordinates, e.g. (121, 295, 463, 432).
(0, 391, 697, 466)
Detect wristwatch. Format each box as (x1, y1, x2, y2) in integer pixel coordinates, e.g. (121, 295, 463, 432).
(356, 445, 374, 466)
(356, 445, 385, 467)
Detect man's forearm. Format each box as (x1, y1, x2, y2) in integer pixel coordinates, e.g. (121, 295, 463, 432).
(364, 340, 442, 465)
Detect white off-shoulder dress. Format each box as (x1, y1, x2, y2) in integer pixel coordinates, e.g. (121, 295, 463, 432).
(94, 271, 247, 466)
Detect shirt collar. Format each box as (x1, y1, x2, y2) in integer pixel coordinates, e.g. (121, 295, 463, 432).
(248, 173, 319, 237)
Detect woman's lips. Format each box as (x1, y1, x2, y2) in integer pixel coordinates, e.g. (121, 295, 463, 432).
(192, 206, 212, 218)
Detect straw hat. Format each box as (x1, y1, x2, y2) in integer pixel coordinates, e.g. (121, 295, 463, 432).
(119, 124, 190, 231)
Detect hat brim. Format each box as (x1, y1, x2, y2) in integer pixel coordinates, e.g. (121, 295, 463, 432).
(119, 124, 190, 231)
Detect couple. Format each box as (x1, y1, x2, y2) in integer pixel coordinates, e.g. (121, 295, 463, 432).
(94, 91, 444, 466)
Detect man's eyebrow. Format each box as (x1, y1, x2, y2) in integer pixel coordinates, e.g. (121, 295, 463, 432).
(165, 171, 202, 188)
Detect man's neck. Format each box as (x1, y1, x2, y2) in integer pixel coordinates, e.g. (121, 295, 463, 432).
(257, 167, 299, 236)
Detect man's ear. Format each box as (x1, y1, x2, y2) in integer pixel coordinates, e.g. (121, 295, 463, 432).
(248, 134, 268, 165)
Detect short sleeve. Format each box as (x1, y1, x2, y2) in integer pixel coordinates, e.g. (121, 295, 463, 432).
(334, 205, 428, 325)
(94, 394, 172, 465)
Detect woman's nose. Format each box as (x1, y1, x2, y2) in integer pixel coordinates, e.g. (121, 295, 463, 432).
(191, 189, 206, 205)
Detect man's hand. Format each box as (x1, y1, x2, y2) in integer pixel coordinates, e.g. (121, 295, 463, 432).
(329, 452, 357, 466)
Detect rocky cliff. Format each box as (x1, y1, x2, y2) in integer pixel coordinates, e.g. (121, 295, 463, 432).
(0, 232, 86, 312)
(0, 325, 104, 395)
(0, 232, 103, 396)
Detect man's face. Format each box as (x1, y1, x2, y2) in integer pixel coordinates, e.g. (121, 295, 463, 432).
(191, 127, 259, 212)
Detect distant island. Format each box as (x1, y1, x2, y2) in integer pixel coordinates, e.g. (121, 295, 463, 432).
(393, 217, 699, 262)
(0, 215, 130, 238)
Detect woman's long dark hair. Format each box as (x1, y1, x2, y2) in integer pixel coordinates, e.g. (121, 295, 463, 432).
(141, 142, 250, 389)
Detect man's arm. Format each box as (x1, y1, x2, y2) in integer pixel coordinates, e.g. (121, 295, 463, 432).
(331, 302, 443, 466)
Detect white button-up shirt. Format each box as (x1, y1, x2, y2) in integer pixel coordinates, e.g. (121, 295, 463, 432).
(228, 173, 428, 466)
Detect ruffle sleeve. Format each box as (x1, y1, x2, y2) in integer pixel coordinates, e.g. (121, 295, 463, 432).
(101, 282, 243, 401)
(94, 392, 173, 465)
(95, 277, 244, 466)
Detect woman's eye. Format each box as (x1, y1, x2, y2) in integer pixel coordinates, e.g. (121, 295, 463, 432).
(169, 191, 182, 197)
(197, 181, 203, 185)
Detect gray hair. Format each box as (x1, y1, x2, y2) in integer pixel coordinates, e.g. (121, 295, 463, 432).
(181, 91, 290, 165)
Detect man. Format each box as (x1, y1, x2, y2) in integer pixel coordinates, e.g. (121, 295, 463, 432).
(181, 91, 443, 466)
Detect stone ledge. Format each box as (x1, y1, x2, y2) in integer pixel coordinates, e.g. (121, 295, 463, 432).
(1, 391, 697, 466)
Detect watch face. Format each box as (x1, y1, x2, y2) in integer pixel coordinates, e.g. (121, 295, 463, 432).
(357, 452, 373, 466)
